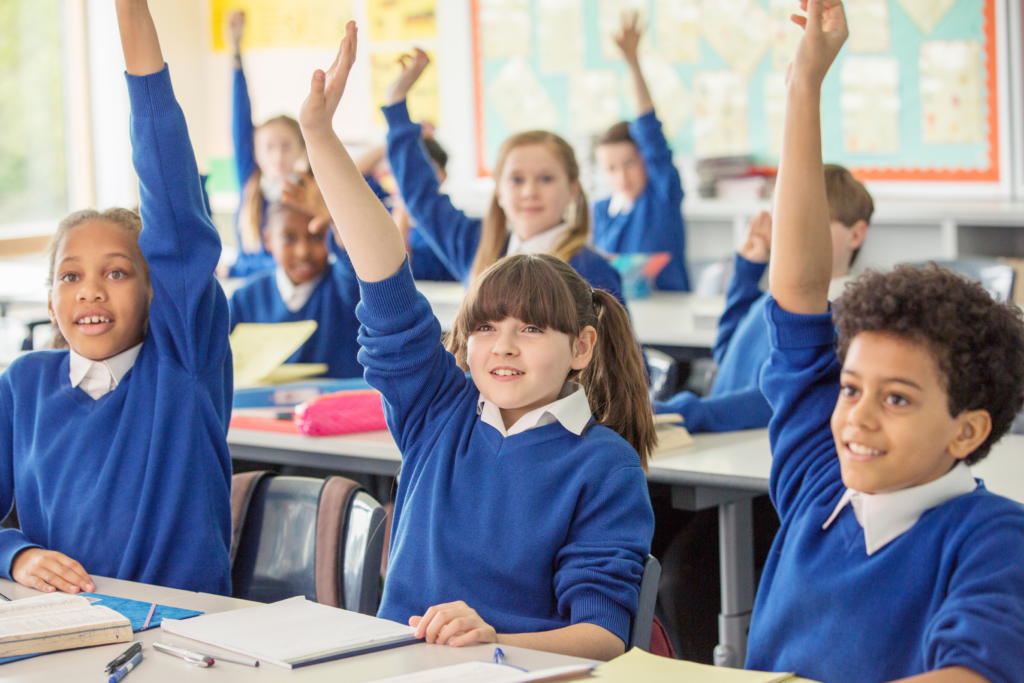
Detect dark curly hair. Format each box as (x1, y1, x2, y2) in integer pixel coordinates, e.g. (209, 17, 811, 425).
(833, 265, 1024, 464)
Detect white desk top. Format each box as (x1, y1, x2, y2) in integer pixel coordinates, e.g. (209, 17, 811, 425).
(0, 577, 596, 682)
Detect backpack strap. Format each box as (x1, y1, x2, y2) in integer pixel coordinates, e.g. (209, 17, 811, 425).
(229, 471, 275, 566)
(314, 476, 363, 608)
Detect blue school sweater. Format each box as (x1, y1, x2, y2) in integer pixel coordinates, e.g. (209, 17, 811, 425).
(383, 101, 625, 304)
(593, 112, 689, 292)
(745, 299, 1024, 683)
(229, 246, 363, 380)
(0, 67, 233, 594)
(358, 261, 653, 644)
(654, 255, 772, 431)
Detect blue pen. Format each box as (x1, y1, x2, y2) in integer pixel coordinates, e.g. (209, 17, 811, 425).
(493, 647, 527, 672)
(108, 651, 143, 683)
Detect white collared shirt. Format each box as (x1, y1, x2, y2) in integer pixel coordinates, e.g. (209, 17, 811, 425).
(606, 192, 636, 218)
(69, 342, 143, 400)
(477, 382, 592, 438)
(506, 222, 572, 258)
(822, 461, 978, 555)
(275, 267, 324, 313)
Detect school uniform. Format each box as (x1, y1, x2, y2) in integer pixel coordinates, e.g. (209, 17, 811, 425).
(228, 243, 363, 380)
(0, 66, 233, 594)
(383, 101, 626, 304)
(592, 112, 689, 292)
(654, 254, 848, 432)
(358, 260, 653, 643)
(745, 298, 1024, 682)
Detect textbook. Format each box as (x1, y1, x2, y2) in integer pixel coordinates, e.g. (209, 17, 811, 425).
(651, 413, 696, 459)
(161, 596, 420, 669)
(0, 593, 132, 659)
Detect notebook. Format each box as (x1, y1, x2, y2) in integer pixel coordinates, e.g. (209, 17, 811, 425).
(160, 596, 420, 669)
(0, 593, 132, 659)
(230, 321, 325, 388)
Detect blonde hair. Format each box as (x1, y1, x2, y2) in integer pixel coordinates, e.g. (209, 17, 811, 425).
(238, 115, 304, 253)
(447, 254, 655, 467)
(469, 131, 591, 283)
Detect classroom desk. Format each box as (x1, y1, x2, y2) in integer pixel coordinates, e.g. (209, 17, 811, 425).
(0, 576, 597, 682)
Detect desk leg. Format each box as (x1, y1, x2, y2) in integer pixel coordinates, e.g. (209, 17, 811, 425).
(713, 498, 754, 668)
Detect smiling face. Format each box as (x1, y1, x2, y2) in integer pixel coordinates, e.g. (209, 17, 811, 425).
(48, 220, 152, 361)
(254, 119, 306, 180)
(495, 144, 578, 241)
(831, 331, 990, 493)
(466, 317, 595, 428)
(595, 142, 648, 201)
(264, 206, 329, 285)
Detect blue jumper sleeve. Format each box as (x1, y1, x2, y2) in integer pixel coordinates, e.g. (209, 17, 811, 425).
(232, 66, 257, 190)
(760, 298, 842, 521)
(629, 112, 682, 206)
(714, 255, 768, 366)
(383, 101, 481, 284)
(355, 259, 473, 457)
(0, 377, 39, 577)
(127, 66, 232, 378)
(653, 386, 774, 433)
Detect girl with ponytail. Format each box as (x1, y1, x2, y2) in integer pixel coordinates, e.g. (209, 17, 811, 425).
(300, 22, 654, 661)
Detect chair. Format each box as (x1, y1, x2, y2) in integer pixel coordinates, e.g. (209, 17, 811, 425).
(627, 555, 662, 652)
(229, 472, 387, 616)
(645, 348, 680, 402)
(909, 259, 1017, 303)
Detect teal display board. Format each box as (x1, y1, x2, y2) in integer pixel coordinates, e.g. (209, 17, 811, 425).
(471, 0, 1001, 183)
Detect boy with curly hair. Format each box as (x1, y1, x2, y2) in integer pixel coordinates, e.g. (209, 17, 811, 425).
(747, 2, 1024, 681)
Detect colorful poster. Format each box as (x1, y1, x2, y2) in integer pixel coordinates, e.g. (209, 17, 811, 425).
(371, 50, 439, 126)
(598, 0, 650, 61)
(654, 0, 700, 63)
(894, 0, 958, 35)
(210, 0, 352, 51)
(920, 40, 983, 145)
(693, 71, 749, 158)
(763, 71, 787, 157)
(486, 58, 560, 133)
(366, 0, 435, 42)
(847, 0, 891, 53)
(769, 0, 803, 71)
(478, 0, 531, 59)
(537, 0, 585, 74)
(841, 57, 901, 153)
(700, 0, 770, 77)
(568, 71, 621, 134)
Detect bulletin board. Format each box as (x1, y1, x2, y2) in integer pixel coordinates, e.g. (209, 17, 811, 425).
(470, 0, 1007, 189)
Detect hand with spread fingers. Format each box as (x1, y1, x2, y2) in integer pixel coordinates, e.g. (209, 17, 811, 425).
(385, 49, 430, 107)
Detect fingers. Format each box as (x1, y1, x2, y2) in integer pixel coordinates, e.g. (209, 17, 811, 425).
(56, 555, 94, 592)
(448, 629, 493, 648)
(805, 0, 824, 32)
(790, 14, 807, 29)
(408, 615, 422, 627)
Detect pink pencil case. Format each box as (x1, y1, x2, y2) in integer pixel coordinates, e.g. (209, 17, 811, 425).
(293, 389, 388, 436)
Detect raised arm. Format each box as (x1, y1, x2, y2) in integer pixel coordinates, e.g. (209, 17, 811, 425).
(769, 0, 847, 315)
(228, 12, 257, 188)
(615, 12, 653, 116)
(715, 212, 771, 364)
(300, 21, 405, 282)
(115, 0, 164, 76)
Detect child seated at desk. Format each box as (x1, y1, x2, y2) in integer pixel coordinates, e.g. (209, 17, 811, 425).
(298, 23, 655, 661)
(748, 2, 1024, 680)
(0, 0, 233, 595)
(654, 165, 871, 433)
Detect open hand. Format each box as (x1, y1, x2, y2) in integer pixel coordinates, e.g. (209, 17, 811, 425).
(12, 548, 95, 594)
(282, 172, 332, 234)
(227, 11, 245, 54)
(409, 601, 497, 647)
(789, 0, 848, 87)
(614, 11, 644, 64)
(739, 211, 772, 264)
(385, 49, 430, 106)
(300, 21, 358, 135)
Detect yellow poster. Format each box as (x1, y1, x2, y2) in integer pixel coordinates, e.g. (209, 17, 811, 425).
(211, 0, 352, 51)
(367, 0, 436, 42)
(371, 51, 440, 126)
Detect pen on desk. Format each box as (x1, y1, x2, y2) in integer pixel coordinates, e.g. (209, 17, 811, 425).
(141, 602, 157, 631)
(493, 647, 527, 672)
(172, 644, 259, 667)
(108, 651, 143, 683)
(153, 642, 215, 668)
(0, 591, 9, 602)
(104, 642, 143, 674)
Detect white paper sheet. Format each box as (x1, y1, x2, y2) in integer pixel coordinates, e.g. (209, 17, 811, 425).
(894, 0, 958, 35)
(486, 58, 561, 133)
(920, 40, 983, 145)
(569, 70, 622, 133)
(537, 0, 585, 74)
(598, 0, 650, 61)
(366, 662, 595, 683)
(769, 0, 803, 71)
(841, 56, 901, 154)
(693, 71, 749, 158)
(847, 0, 891, 53)
(654, 0, 700, 63)
(763, 71, 787, 157)
(478, 0, 531, 59)
(622, 57, 692, 140)
(700, 0, 770, 77)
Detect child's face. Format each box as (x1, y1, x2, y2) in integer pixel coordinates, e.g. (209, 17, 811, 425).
(467, 317, 595, 425)
(830, 331, 988, 494)
(264, 210, 329, 286)
(254, 121, 306, 181)
(48, 220, 152, 361)
(595, 142, 648, 201)
(829, 219, 868, 277)
(496, 145, 577, 241)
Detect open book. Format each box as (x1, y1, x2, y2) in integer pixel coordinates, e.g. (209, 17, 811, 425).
(0, 593, 132, 658)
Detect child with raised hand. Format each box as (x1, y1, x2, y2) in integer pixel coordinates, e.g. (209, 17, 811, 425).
(300, 23, 655, 661)
(0, 0, 233, 595)
(593, 12, 689, 292)
(749, 1, 1024, 681)
(382, 50, 625, 304)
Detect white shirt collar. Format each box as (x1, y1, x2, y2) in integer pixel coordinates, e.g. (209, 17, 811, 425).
(822, 461, 978, 555)
(506, 222, 572, 258)
(477, 382, 592, 438)
(69, 342, 143, 400)
(607, 192, 635, 218)
(275, 267, 324, 313)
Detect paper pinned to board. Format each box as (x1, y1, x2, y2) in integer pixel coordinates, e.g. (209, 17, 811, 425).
(841, 56, 901, 154)
(598, 0, 651, 61)
(700, 0, 770, 78)
(894, 0, 958, 35)
(569, 70, 622, 134)
(592, 647, 797, 683)
(366, 0, 436, 42)
(847, 0, 891, 53)
(621, 57, 692, 140)
(764, 71, 787, 157)
(209, 0, 352, 51)
(919, 40, 983, 145)
(537, 0, 585, 74)
(372, 50, 440, 126)
(768, 0, 803, 71)
(693, 71, 750, 158)
(478, 0, 531, 59)
(230, 321, 319, 388)
(654, 0, 700, 63)
(487, 58, 560, 133)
